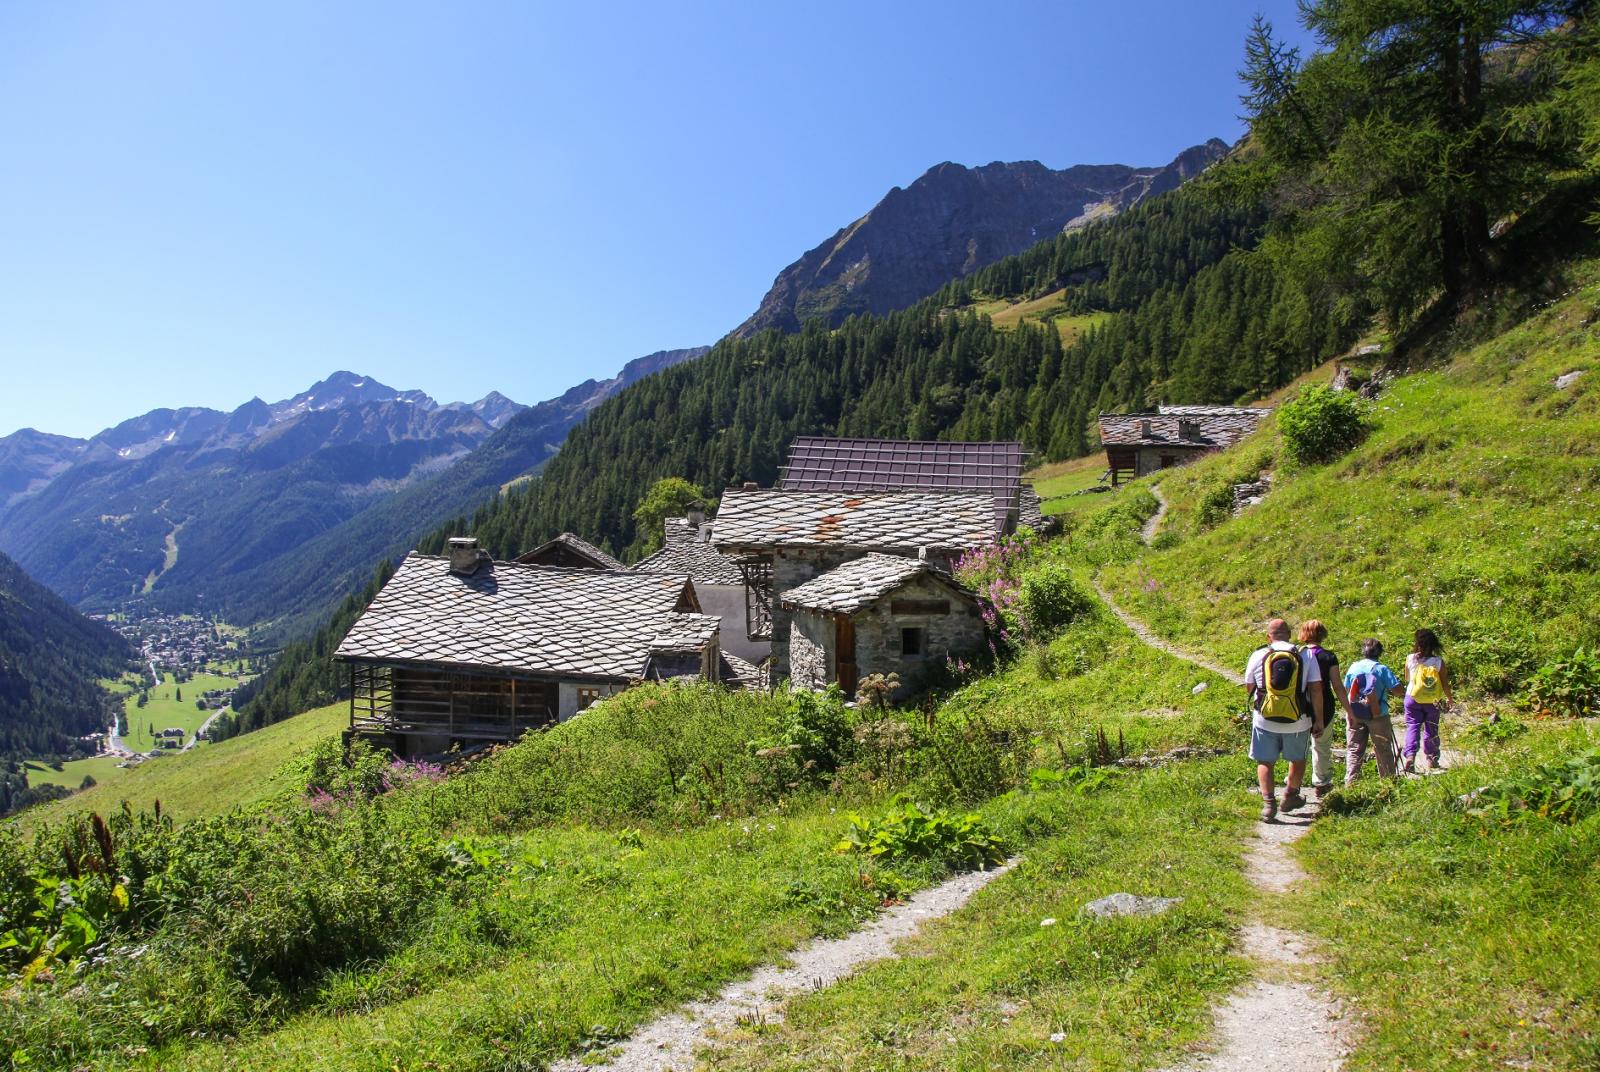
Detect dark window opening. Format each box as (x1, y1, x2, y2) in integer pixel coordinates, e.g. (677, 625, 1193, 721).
(1159, 454, 1178, 469)
(901, 627, 925, 656)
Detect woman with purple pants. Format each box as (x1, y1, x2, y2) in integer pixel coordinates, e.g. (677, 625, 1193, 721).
(1402, 627, 1454, 773)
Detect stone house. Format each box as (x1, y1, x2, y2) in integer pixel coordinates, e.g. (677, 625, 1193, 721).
(782, 554, 983, 696)
(631, 503, 766, 662)
(334, 537, 726, 755)
(1097, 405, 1270, 485)
(712, 487, 995, 677)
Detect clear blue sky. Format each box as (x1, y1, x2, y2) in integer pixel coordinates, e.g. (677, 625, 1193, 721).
(0, 1, 1314, 439)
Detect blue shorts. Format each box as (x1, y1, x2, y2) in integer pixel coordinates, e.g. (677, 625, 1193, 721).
(1250, 725, 1310, 764)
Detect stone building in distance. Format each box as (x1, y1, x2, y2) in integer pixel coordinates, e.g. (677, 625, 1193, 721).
(1097, 405, 1270, 485)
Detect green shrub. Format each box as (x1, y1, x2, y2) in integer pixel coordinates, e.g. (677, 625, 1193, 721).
(1469, 748, 1600, 824)
(750, 685, 854, 794)
(1021, 564, 1094, 638)
(834, 798, 1008, 870)
(1524, 648, 1600, 718)
(1462, 715, 1529, 744)
(1278, 385, 1370, 465)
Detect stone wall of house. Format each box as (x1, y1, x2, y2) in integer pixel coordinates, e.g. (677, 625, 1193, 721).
(852, 574, 985, 696)
(788, 608, 833, 690)
(767, 547, 961, 676)
(1136, 445, 1209, 477)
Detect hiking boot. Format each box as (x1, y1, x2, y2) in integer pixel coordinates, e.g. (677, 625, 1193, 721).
(1281, 788, 1307, 812)
(1260, 794, 1278, 822)
(1314, 783, 1333, 802)
(1402, 759, 1417, 775)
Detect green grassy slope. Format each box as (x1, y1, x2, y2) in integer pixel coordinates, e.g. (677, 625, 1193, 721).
(13, 701, 347, 830)
(1101, 264, 1600, 692)
(1079, 264, 1600, 1071)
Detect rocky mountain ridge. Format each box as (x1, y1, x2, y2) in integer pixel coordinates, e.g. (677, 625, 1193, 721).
(734, 138, 1230, 336)
(0, 349, 706, 629)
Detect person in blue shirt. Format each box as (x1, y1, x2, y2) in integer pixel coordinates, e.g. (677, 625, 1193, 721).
(1342, 638, 1405, 783)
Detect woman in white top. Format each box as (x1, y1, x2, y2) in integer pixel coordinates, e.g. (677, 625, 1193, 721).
(1401, 627, 1454, 772)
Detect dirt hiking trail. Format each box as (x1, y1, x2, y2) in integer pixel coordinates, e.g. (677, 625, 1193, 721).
(1157, 811, 1352, 1072)
(551, 859, 1018, 1072)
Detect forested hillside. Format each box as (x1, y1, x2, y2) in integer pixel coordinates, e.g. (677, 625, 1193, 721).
(0, 550, 133, 758)
(422, 184, 1361, 563)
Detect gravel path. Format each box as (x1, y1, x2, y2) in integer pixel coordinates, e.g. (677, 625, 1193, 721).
(1141, 482, 1170, 543)
(1156, 811, 1352, 1072)
(551, 859, 1019, 1072)
(1092, 576, 1244, 684)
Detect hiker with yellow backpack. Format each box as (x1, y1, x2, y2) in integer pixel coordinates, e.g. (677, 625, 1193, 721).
(1243, 618, 1326, 822)
(1402, 627, 1454, 773)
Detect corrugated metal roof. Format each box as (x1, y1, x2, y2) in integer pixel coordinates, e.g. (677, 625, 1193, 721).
(780, 553, 976, 614)
(335, 553, 709, 680)
(712, 489, 995, 554)
(778, 436, 1029, 534)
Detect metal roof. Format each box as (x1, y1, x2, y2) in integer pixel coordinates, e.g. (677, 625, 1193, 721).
(778, 437, 1029, 533)
(1097, 407, 1270, 448)
(632, 517, 745, 585)
(712, 488, 996, 554)
(335, 553, 710, 680)
(780, 553, 977, 614)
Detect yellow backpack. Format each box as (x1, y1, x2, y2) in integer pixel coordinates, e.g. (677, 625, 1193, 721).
(1258, 647, 1307, 723)
(1408, 660, 1444, 703)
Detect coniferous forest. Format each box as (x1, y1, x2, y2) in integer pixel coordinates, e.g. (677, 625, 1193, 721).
(419, 185, 1361, 564)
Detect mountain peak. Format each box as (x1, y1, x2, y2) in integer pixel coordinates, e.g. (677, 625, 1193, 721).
(270, 372, 434, 421)
(733, 139, 1228, 337)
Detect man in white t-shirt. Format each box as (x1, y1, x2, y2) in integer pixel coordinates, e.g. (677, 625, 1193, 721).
(1241, 618, 1325, 821)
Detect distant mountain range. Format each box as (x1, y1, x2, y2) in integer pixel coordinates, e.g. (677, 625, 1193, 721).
(0, 351, 704, 634)
(734, 139, 1229, 336)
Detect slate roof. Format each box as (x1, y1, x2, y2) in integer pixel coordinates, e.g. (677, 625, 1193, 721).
(778, 436, 1029, 534)
(335, 553, 710, 680)
(648, 612, 721, 653)
(712, 489, 996, 554)
(780, 553, 976, 614)
(633, 517, 745, 586)
(514, 532, 625, 571)
(1097, 406, 1270, 448)
(717, 651, 763, 689)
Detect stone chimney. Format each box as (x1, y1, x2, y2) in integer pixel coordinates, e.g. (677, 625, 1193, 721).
(448, 536, 487, 575)
(685, 501, 706, 528)
(742, 481, 758, 491)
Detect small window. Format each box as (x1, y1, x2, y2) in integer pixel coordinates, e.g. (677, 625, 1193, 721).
(1179, 419, 1200, 440)
(576, 686, 603, 711)
(901, 627, 925, 656)
(1159, 454, 1178, 469)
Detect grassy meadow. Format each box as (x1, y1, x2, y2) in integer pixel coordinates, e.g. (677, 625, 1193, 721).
(14, 701, 347, 832)
(6, 267, 1600, 1071)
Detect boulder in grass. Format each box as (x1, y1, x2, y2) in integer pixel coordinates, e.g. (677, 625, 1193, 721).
(1082, 893, 1182, 918)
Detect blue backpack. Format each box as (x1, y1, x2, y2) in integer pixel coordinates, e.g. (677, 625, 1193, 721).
(1347, 667, 1379, 719)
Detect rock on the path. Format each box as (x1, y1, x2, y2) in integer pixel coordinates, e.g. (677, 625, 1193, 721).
(1555, 369, 1584, 389)
(1083, 892, 1182, 918)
